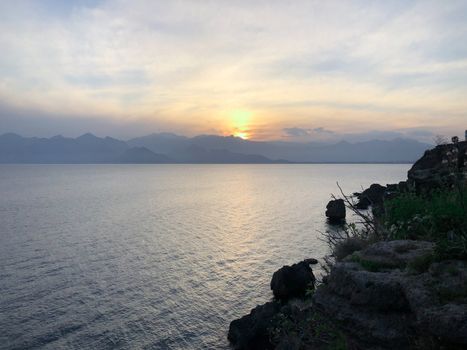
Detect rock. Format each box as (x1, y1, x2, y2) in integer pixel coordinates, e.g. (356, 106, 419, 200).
(314, 240, 467, 349)
(355, 183, 387, 209)
(398, 181, 408, 193)
(325, 199, 346, 222)
(313, 253, 415, 348)
(351, 240, 435, 269)
(228, 259, 319, 349)
(228, 301, 280, 350)
(404, 260, 467, 347)
(384, 184, 400, 201)
(407, 141, 467, 192)
(303, 257, 319, 265)
(228, 299, 319, 350)
(313, 284, 413, 349)
(355, 197, 371, 209)
(418, 303, 467, 346)
(325, 262, 410, 311)
(386, 183, 399, 192)
(274, 335, 301, 350)
(333, 237, 367, 261)
(270, 259, 318, 300)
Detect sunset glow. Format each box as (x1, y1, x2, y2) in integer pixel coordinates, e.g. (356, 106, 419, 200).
(2, 2, 466, 349)
(233, 131, 249, 140)
(0, 1, 466, 142)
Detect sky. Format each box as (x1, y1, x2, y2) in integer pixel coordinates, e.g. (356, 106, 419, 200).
(0, 0, 466, 142)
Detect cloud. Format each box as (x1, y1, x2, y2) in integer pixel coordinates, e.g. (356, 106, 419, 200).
(283, 127, 335, 138)
(283, 127, 311, 137)
(0, 99, 202, 139)
(313, 127, 334, 134)
(278, 127, 439, 144)
(0, 97, 442, 145)
(0, 0, 466, 139)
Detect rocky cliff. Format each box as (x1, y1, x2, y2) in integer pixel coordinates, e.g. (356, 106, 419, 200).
(228, 240, 467, 349)
(408, 141, 467, 191)
(228, 140, 467, 350)
(313, 240, 467, 349)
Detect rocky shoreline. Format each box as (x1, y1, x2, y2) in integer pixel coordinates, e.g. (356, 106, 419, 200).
(228, 141, 467, 349)
(229, 240, 467, 349)
(314, 240, 467, 349)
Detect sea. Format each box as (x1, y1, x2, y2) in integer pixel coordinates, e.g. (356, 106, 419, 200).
(0, 164, 410, 349)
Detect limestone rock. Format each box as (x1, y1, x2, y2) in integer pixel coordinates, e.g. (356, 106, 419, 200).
(228, 301, 280, 350)
(313, 285, 413, 349)
(314, 240, 467, 349)
(355, 183, 387, 209)
(325, 199, 346, 222)
(351, 240, 435, 269)
(325, 262, 409, 311)
(408, 141, 467, 191)
(270, 259, 318, 300)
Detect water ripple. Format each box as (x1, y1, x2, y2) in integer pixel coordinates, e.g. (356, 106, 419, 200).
(0, 164, 409, 349)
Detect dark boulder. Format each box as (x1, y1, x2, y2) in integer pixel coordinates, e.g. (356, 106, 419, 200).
(355, 197, 371, 210)
(398, 181, 408, 193)
(355, 183, 386, 209)
(228, 299, 320, 350)
(325, 199, 346, 222)
(270, 259, 318, 300)
(228, 301, 280, 350)
(386, 183, 399, 192)
(407, 141, 467, 192)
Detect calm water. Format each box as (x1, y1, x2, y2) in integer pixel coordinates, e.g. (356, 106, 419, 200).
(0, 164, 409, 349)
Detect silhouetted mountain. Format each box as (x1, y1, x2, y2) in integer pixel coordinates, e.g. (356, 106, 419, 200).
(116, 147, 171, 163)
(0, 133, 280, 163)
(128, 133, 431, 163)
(128, 134, 287, 163)
(0, 133, 169, 163)
(172, 144, 280, 163)
(0, 132, 430, 164)
(128, 133, 190, 156)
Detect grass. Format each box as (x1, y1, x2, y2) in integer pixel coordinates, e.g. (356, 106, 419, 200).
(333, 237, 368, 262)
(383, 185, 467, 260)
(349, 254, 396, 272)
(407, 253, 435, 274)
(268, 308, 348, 349)
(437, 285, 467, 304)
(446, 266, 460, 276)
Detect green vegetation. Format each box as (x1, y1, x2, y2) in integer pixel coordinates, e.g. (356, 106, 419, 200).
(333, 236, 368, 262)
(305, 284, 316, 298)
(323, 182, 467, 268)
(407, 253, 435, 274)
(384, 186, 467, 259)
(349, 254, 398, 272)
(437, 285, 467, 304)
(268, 309, 348, 350)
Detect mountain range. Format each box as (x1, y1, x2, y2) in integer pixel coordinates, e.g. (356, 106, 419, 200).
(0, 132, 431, 164)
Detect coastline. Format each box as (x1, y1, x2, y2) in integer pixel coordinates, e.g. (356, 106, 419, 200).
(228, 141, 467, 349)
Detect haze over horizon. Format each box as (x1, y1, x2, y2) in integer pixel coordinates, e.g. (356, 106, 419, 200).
(2, 2, 467, 348)
(1, 1, 466, 142)
(0, 129, 438, 145)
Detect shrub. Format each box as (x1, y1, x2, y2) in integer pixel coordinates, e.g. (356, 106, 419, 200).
(407, 253, 435, 274)
(350, 254, 397, 272)
(321, 184, 383, 272)
(333, 237, 368, 261)
(384, 186, 467, 260)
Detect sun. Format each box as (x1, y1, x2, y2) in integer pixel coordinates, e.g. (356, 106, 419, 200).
(234, 131, 249, 140)
(229, 109, 252, 140)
